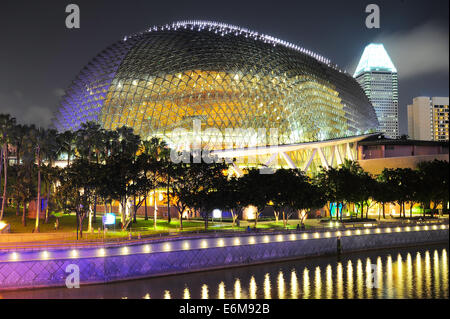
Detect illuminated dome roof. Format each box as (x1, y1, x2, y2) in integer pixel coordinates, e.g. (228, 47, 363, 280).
(53, 21, 378, 148)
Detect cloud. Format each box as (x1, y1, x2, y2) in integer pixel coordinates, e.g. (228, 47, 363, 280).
(52, 88, 66, 98)
(0, 90, 54, 128)
(348, 22, 449, 80)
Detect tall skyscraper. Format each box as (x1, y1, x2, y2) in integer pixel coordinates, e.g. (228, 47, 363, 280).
(354, 44, 399, 139)
(408, 96, 449, 141)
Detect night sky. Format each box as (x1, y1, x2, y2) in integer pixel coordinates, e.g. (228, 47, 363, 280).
(0, 0, 448, 135)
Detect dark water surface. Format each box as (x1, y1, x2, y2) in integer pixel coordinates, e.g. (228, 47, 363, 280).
(1, 244, 448, 299)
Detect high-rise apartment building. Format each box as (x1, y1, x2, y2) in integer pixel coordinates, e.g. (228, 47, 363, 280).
(354, 44, 399, 139)
(408, 97, 449, 141)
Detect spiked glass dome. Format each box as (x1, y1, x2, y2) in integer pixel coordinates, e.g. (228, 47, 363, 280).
(54, 21, 378, 149)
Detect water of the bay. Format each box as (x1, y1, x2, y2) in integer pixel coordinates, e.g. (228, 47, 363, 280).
(1, 243, 448, 299)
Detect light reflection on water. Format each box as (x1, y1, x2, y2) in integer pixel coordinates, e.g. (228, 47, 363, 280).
(0, 244, 448, 299)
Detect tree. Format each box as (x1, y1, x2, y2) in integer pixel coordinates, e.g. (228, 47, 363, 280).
(12, 152, 36, 226)
(29, 127, 46, 232)
(186, 159, 229, 230)
(379, 168, 412, 218)
(216, 176, 246, 227)
(141, 138, 170, 228)
(104, 126, 141, 228)
(267, 169, 312, 227)
(417, 160, 449, 216)
(169, 161, 194, 230)
(11, 124, 30, 216)
(315, 166, 348, 221)
(373, 175, 396, 219)
(0, 114, 16, 220)
(338, 160, 376, 220)
(40, 129, 60, 223)
(103, 151, 138, 229)
(55, 159, 101, 238)
(403, 168, 421, 218)
(73, 122, 107, 225)
(238, 168, 271, 227)
(57, 130, 76, 167)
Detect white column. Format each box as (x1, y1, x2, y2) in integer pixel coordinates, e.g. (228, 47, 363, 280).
(329, 146, 335, 168)
(265, 153, 278, 166)
(303, 149, 317, 172)
(318, 147, 329, 169)
(281, 152, 297, 169)
(346, 143, 354, 161)
(335, 145, 343, 165)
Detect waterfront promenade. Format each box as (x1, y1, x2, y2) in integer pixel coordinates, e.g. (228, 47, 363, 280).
(0, 218, 448, 290)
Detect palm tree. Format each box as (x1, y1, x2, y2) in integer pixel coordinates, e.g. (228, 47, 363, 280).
(143, 137, 169, 229)
(73, 122, 106, 228)
(90, 126, 106, 224)
(31, 127, 54, 232)
(11, 124, 30, 215)
(57, 130, 76, 166)
(42, 129, 60, 223)
(0, 114, 17, 220)
(13, 146, 36, 226)
(101, 126, 141, 227)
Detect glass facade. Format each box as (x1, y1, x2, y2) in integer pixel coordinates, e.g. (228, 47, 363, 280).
(53, 21, 378, 149)
(432, 103, 449, 142)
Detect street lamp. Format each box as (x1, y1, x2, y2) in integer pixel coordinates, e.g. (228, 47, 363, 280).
(76, 187, 85, 240)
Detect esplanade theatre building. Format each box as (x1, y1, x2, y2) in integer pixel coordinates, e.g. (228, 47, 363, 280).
(53, 21, 379, 174)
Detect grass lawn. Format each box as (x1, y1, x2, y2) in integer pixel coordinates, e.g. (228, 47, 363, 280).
(1, 206, 319, 240)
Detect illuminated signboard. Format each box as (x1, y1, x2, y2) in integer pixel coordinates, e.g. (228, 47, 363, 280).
(212, 209, 222, 219)
(102, 213, 116, 225)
